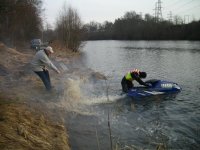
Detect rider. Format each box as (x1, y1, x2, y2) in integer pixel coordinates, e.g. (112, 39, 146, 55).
(121, 69, 150, 93)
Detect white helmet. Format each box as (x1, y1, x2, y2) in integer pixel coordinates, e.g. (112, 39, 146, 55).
(45, 46, 54, 53)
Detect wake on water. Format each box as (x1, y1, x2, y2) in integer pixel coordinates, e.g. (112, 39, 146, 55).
(47, 68, 125, 114)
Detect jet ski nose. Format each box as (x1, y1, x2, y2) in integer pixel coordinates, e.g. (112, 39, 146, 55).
(173, 84, 181, 91)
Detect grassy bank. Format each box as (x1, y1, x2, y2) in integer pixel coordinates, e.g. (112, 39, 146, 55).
(0, 42, 71, 150)
(0, 94, 70, 150)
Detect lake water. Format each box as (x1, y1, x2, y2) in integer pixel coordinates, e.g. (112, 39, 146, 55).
(65, 40, 200, 150)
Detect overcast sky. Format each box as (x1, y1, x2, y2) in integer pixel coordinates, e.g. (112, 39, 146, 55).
(44, 0, 200, 27)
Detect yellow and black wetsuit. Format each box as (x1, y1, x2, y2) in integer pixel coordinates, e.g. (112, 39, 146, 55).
(121, 69, 148, 93)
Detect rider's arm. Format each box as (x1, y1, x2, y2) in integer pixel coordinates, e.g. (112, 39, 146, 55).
(132, 73, 149, 86)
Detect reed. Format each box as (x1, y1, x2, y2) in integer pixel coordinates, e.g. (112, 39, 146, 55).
(105, 79, 113, 150)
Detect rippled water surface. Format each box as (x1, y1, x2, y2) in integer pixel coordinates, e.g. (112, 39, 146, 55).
(66, 41, 200, 150)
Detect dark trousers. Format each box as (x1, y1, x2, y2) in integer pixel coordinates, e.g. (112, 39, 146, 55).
(34, 69, 52, 90)
(121, 76, 133, 93)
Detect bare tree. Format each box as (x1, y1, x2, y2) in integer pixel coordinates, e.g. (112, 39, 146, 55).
(173, 15, 183, 25)
(56, 4, 82, 52)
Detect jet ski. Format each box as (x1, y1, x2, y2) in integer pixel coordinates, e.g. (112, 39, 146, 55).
(127, 79, 181, 98)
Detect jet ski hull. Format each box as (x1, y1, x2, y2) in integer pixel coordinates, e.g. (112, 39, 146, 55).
(127, 79, 181, 98)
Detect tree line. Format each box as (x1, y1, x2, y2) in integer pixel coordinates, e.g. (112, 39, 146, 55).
(0, 1, 82, 52)
(83, 11, 200, 41)
(0, 0, 43, 46)
(1, 1, 199, 51)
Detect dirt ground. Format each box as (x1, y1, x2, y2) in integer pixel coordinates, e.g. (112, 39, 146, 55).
(0, 42, 71, 150)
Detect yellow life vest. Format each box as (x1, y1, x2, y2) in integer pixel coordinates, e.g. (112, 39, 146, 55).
(125, 69, 140, 81)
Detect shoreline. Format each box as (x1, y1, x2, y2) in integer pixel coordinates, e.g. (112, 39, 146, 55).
(0, 42, 74, 150)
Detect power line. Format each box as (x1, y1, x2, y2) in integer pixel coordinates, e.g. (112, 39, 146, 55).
(163, 0, 200, 21)
(176, 3, 200, 14)
(171, 3, 200, 23)
(164, 0, 182, 9)
(184, 15, 190, 24)
(167, 11, 173, 22)
(162, 0, 189, 18)
(154, 0, 163, 22)
(164, 0, 198, 14)
(169, 0, 194, 12)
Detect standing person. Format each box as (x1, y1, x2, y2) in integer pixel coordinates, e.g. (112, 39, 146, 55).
(31, 46, 60, 91)
(121, 69, 150, 93)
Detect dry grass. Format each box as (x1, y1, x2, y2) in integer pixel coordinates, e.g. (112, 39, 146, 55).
(0, 97, 70, 150)
(0, 42, 71, 150)
(0, 42, 31, 70)
(49, 40, 80, 59)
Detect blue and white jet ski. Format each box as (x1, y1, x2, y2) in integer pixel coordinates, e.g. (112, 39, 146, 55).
(127, 79, 181, 98)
